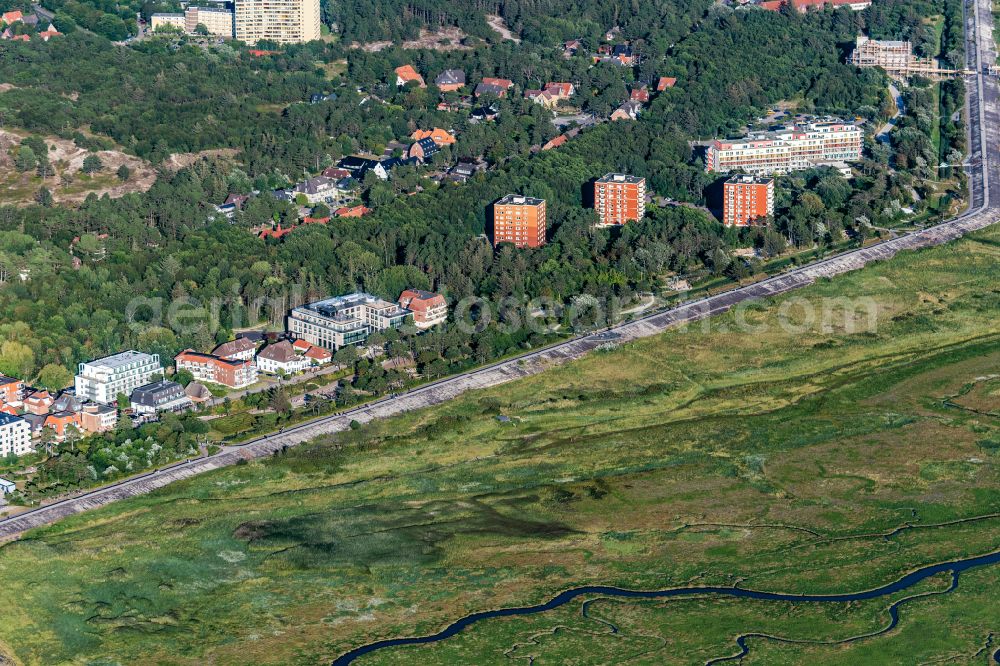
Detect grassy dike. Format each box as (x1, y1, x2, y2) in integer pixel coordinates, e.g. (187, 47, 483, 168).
(0, 225, 998, 665)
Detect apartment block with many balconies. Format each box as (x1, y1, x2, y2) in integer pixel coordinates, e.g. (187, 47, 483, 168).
(706, 120, 862, 175)
(234, 0, 319, 44)
(75, 351, 163, 405)
(594, 173, 645, 226)
(492, 195, 547, 248)
(722, 175, 774, 227)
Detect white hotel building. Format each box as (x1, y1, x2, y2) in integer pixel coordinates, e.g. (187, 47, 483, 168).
(75, 351, 163, 405)
(0, 413, 32, 457)
(706, 121, 863, 175)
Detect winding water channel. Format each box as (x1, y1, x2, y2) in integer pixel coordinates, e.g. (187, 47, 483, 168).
(331, 549, 1000, 665)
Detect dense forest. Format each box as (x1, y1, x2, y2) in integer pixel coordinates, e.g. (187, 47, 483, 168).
(0, 0, 964, 393)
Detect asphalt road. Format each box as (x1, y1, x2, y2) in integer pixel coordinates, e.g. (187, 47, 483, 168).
(1, 6, 999, 541)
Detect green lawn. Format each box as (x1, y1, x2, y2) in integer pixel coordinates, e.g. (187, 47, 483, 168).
(0, 224, 997, 665)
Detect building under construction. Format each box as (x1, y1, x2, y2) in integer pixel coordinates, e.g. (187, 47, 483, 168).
(847, 35, 968, 77)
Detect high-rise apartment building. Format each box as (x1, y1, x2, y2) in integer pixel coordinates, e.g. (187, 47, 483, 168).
(234, 0, 320, 44)
(723, 175, 774, 227)
(186, 6, 235, 36)
(594, 173, 645, 226)
(706, 120, 862, 175)
(492, 195, 547, 248)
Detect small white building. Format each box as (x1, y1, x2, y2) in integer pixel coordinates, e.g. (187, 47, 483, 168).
(0, 477, 15, 501)
(0, 413, 32, 457)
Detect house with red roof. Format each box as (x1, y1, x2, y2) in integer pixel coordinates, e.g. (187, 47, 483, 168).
(657, 77, 678, 91)
(39, 24, 60, 41)
(398, 289, 447, 328)
(1, 10, 22, 25)
(395, 65, 426, 87)
(334, 205, 371, 218)
(630, 86, 650, 103)
(542, 134, 569, 151)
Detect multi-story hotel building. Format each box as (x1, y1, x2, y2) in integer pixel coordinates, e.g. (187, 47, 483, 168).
(492, 195, 547, 248)
(0, 413, 31, 457)
(174, 350, 259, 389)
(706, 121, 862, 175)
(75, 351, 163, 405)
(594, 173, 646, 226)
(723, 175, 774, 227)
(288, 293, 413, 350)
(234, 0, 320, 44)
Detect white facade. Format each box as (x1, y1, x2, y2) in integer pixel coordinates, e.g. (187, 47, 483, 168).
(0, 414, 32, 457)
(255, 354, 308, 375)
(234, 0, 320, 44)
(75, 351, 163, 405)
(706, 121, 863, 175)
(151, 13, 185, 30)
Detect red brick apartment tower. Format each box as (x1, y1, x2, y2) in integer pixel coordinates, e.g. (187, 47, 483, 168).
(492, 195, 547, 248)
(723, 175, 774, 227)
(594, 173, 646, 225)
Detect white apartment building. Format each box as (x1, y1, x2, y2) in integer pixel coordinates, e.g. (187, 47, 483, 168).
(75, 351, 163, 405)
(185, 6, 235, 36)
(0, 413, 32, 457)
(150, 13, 186, 31)
(234, 0, 320, 44)
(288, 293, 413, 350)
(706, 120, 863, 175)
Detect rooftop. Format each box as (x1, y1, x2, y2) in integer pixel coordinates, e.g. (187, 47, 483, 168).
(496, 194, 545, 207)
(597, 173, 644, 184)
(726, 174, 774, 184)
(84, 350, 159, 370)
(0, 413, 23, 427)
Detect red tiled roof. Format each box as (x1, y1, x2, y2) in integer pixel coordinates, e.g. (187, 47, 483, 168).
(304, 346, 332, 361)
(481, 77, 513, 88)
(303, 216, 330, 225)
(542, 135, 569, 151)
(656, 76, 677, 91)
(334, 205, 371, 218)
(395, 65, 425, 85)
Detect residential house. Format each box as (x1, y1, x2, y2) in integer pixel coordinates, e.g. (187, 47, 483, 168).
(175, 350, 258, 389)
(80, 404, 118, 434)
(0, 376, 23, 408)
(38, 23, 59, 41)
(395, 65, 426, 87)
(0, 404, 17, 416)
(1, 10, 22, 24)
(410, 128, 456, 146)
(212, 337, 258, 361)
(0, 413, 31, 457)
(309, 92, 337, 103)
(542, 134, 569, 151)
(287, 292, 412, 350)
(397, 289, 447, 328)
(75, 351, 163, 405)
(293, 175, 338, 203)
(130, 380, 192, 416)
(612, 44, 636, 66)
(23, 390, 54, 416)
(304, 345, 332, 365)
(256, 340, 309, 375)
(0, 477, 15, 500)
(334, 205, 371, 218)
(611, 100, 642, 121)
(337, 156, 387, 180)
(475, 77, 514, 98)
(656, 76, 677, 91)
(51, 393, 82, 414)
(322, 167, 351, 180)
(446, 159, 487, 182)
(630, 86, 650, 103)
(43, 411, 83, 441)
(563, 39, 582, 57)
(259, 224, 295, 240)
(379, 156, 419, 175)
(408, 137, 440, 162)
(434, 69, 465, 92)
(524, 88, 559, 108)
(216, 192, 250, 219)
(470, 105, 500, 122)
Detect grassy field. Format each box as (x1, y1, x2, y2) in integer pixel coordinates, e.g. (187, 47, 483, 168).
(0, 224, 997, 665)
